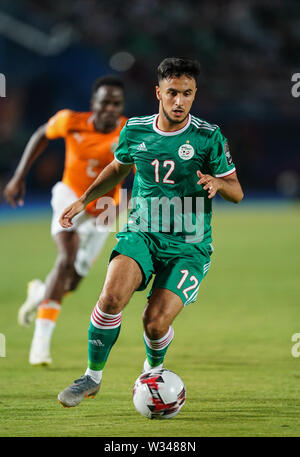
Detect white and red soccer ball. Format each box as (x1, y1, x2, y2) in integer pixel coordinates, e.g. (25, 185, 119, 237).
(132, 369, 186, 419)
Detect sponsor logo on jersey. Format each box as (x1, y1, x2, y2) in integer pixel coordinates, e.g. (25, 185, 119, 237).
(137, 142, 147, 151)
(178, 143, 194, 160)
(223, 140, 233, 165)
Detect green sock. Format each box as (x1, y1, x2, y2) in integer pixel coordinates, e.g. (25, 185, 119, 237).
(88, 321, 121, 371)
(143, 326, 174, 367)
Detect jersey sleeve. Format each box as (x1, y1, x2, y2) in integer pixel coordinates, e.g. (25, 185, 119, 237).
(45, 109, 72, 139)
(208, 128, 236, 177)
(114, 124, 134, 165)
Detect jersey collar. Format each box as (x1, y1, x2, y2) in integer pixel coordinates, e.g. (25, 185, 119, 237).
(153, 113, 191, 136)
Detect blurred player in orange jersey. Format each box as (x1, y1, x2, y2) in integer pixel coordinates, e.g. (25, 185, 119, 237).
(4, 75, 129, 365)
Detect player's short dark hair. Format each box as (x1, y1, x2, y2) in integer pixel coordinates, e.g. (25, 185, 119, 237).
(157, 58, 201, 84)
(92, 75, 125, 95)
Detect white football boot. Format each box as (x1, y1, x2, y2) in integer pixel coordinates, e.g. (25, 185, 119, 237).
(18, 279, 45, 327)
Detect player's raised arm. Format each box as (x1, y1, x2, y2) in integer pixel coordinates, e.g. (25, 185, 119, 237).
(4, 124, 48, 207)
(197, 170, 244, 203)
(59, 159, 132, 228)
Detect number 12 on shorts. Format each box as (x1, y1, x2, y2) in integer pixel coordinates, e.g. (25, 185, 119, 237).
(177, 269, 199, 305)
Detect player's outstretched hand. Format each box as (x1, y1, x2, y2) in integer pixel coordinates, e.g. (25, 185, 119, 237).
(59, 199, 84, 228)
(197, 170, 220, 199)
(4, 177, 26, 208)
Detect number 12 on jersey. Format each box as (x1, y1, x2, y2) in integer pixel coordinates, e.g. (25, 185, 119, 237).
(151, 159, 175, 184)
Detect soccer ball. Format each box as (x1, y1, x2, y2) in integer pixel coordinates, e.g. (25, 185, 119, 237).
(132, 368, 186, 419)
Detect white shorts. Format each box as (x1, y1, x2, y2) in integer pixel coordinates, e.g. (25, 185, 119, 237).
(50, 181, 110, 277)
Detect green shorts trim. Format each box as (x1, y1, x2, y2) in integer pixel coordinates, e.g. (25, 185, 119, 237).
(110, 231, 212, 305)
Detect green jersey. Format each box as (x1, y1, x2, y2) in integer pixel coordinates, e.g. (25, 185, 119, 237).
(114, 113, 236, 245)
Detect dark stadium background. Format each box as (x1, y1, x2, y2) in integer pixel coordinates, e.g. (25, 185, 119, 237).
(0, 0, 299, 208)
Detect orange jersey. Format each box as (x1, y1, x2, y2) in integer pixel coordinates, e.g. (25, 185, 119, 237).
(45, 109, 127, 216)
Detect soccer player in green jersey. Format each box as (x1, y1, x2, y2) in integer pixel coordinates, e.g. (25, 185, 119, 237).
(57, 57, 244, 407)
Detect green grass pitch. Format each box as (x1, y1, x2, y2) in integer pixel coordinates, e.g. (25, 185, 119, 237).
(0, 201, 300, 437)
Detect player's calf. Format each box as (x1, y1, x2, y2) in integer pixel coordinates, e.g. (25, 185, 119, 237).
(142, 288, 182, 370)
(63, 270, 83, 294)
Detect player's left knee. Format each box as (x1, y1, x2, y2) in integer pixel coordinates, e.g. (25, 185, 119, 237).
(143, 314, 169, 340)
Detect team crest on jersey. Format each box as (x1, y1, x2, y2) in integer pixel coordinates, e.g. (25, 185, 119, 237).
(178, 144, 194, 160)
(223, 140, 233, 165)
